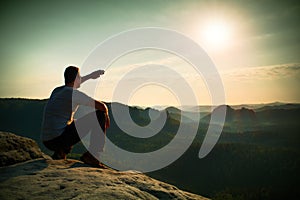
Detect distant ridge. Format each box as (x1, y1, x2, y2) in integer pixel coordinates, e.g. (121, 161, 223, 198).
(1, 98, 299, 111)
(255, 103, 300, 111)
(202, 105, 257, 123)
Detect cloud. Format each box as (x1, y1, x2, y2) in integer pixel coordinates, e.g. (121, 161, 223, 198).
(222, 63, 300, 81)
(103, 53, 194, 83)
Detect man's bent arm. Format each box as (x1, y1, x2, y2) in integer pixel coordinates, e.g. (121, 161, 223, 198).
(95, 100, 110, 128)
(95, 100, 108, 113)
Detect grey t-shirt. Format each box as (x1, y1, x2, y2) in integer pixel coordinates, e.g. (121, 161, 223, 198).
(41, 86, 94, 141)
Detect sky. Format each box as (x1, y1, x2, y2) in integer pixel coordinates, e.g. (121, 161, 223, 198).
(0, 0, 299, 106)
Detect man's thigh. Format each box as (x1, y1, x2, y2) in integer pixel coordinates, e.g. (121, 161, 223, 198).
(61, 122, 81, 146)
(44, 122, 80, 153)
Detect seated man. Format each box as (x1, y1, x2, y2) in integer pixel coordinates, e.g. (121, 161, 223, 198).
(41, 66, 110, 168)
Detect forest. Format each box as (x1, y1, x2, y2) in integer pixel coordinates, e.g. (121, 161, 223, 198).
(0, 98, 299, 199)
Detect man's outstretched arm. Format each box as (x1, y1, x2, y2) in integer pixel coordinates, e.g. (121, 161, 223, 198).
(81, 70, 105, 84)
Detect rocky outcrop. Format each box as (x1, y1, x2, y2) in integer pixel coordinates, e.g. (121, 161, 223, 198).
(0, 132, 44, 166)
(0, 132, 209, 200)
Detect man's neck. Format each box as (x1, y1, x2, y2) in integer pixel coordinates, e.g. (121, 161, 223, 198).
(65, 83, 75, 88)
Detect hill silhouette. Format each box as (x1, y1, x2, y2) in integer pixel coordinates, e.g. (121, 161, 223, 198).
(0, 98, 300, 199)
(201, 105, 259, 133)
(202, 105, 257, 123)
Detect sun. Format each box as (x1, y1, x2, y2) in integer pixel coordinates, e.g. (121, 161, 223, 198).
(201, 20, 232, 51)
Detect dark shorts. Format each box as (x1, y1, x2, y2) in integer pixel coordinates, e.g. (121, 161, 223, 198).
(43, 110, 107, 154)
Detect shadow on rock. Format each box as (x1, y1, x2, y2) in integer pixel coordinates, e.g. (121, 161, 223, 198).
(0, 158, 48, 182)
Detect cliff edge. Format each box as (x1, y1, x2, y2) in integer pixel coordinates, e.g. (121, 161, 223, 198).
(0, 132, 209, 200)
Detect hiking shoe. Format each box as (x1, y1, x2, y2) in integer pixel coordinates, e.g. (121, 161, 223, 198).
(80, 151, 108, 169)
(52, 149, 66, 160)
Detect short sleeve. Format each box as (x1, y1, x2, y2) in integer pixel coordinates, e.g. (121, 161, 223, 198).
(72, 89, 95, 107)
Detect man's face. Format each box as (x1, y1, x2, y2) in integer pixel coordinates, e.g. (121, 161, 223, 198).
(74, 72, 81, 88)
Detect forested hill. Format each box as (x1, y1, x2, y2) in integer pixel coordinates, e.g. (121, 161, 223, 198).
(0, 98, 299, 199)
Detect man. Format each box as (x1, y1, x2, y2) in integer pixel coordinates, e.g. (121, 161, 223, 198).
(41, 66, 110, 168)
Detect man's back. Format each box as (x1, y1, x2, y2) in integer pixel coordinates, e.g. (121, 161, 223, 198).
(41, 86, 93, 141)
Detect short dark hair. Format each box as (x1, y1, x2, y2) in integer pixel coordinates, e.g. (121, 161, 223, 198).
(64, 66, 79, 84)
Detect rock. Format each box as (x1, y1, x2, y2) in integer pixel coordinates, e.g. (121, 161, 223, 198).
(0, 158, 209, 200)
(0, 133, 209, 200)
(0, 132, 44, 166)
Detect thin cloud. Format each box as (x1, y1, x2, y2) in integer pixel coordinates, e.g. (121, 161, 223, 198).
(222, 63, 300, 81)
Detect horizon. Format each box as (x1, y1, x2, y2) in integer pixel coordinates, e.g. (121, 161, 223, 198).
(0, 0, 299, 106)
(1, 97, 299, 108)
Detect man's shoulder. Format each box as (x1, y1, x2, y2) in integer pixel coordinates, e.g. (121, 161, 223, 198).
(72, 89, 95, 105)
(53, 85, 66, 92)
(50, 86, 94, 104)
(72, 88, 92, 99)
(53, 85, 76, 93)
(49, 86, 71, 98)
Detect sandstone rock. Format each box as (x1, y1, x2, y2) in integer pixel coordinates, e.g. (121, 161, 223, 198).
(0, 133, 209, 199)
(0, 132, 44, 167)
(0, 158, 209, 200)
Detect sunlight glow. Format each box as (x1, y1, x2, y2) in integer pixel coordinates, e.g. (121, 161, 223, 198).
(201, 20, 232, 51)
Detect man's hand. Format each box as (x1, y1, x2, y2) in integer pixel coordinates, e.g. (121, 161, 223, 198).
(89, 70, 105, 79)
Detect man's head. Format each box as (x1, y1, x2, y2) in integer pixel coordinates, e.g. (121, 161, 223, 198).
(64, 66, 81, 88)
